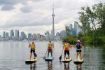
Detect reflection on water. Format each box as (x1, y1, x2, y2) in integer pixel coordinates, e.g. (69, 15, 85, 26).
(76, 64, 82, 70)
(30, 63, 36, 70)
(64, 63, 69, 70)
(47, 61, 53, 70)
(83, 47, 105, 70)
(0, 41, 105, 70)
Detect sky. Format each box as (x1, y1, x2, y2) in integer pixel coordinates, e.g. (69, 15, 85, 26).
(0, 0, 105, 35)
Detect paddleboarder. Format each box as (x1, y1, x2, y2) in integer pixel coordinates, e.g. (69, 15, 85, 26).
(63, 41, 72, 60)
(47, 41, 54, 57)
(76, 40, 82, 59)
(29, 41, 37, 59)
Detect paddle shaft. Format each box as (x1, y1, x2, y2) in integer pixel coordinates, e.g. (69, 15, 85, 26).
(59, 47, 64, 61)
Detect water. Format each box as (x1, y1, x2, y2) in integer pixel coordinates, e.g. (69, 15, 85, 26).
(0, 41, 105, 70)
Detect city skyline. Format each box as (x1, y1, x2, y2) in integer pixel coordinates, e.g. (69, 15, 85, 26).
(0, 0, 104, 34)
(0, 22, 81, 41)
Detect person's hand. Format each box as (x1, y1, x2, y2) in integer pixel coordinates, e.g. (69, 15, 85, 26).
(28, 44, 31, 48)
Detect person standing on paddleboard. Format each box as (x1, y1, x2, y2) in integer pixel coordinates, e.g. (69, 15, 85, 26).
(47, 41, 54, 57)
(63, 41, 72, 60)
(29, 41, 37, 59)
(76, 40, 82, 59)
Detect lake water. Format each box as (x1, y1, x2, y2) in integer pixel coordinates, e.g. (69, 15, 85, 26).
(0, 41, 105, 70)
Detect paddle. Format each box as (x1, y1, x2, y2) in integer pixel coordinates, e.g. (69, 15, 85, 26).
(59, 48, 63, 61)
(43, 49, 48, 59)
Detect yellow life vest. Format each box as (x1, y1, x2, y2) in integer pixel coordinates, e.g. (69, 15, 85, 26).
(48, 43, 53, 49)
(64, 43, 69, 50)
(31, 43, 35, 49)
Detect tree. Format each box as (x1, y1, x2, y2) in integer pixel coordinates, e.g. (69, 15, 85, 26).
(78, 3, 105, 45)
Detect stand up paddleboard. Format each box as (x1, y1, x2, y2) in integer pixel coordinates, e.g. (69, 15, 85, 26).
(61, 57, 72, 63)
(74, 59, 84, 64)
(74, 55, 84, 64)
(44, 53, 54, 61)
(45, 57, 53, 61)
(25, 57, 37, 64)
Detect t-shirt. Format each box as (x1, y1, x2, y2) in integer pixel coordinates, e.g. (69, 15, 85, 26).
(48, 43, 53, 49)
(64, 43, 69, 51)
(76, 42, 81, 49)
(31, 43, 35, 49)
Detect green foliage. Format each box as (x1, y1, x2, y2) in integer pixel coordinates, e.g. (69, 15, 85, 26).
(90, 37, 104, 45)
(78, 3, 105, 45)
(63, 3, 105, 46)
(63, 36, 76, 44)
(82, 36, 92, 44)
(81, 36, 105, 45)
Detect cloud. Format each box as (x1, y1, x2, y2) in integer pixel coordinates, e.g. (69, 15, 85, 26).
(20, 6, 32, 13)
(0, 0, 105, 34)
(0, 0, 43, 11)
(1, 4, 14, 11)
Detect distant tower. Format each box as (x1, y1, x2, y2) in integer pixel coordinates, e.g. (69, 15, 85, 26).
(52, 2, 55, 40)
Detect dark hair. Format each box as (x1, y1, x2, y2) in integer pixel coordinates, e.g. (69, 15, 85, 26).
(63, 40, 67, 43)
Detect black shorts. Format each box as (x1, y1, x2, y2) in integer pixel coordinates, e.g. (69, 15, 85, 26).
(30, 49, 35, 53)
(64, 50, 69, 56)
(76, 49, 81, 52)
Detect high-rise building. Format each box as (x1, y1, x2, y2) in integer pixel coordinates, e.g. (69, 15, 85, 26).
(60, 30, 67, 38)
(10, 30, 14, 39)
(5, 32, 9, 38)
(45, 31, 50, 40)
(37, 33, 41, 40)
(33, 34, 37, 40)
(20, 32, 27, 40)
(2, 31, 9, 40)
(28, 33, 33, 40)
(55, 32, 61, 40)
(73, 21, 79, 35)
(69, 24, 73, 30)
(73, 21, 82, 35)
(15, 30, 19, 40)
(3, 31, 6, 38)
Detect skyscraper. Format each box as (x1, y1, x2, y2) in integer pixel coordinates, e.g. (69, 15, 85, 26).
(74, 21, 78, 35)
(3, 31, 6, 38)
(5, 32, 9, 38)
(33, 34, 37, 40)
(74, 21, 81, 35)
(15, 30, 19, 40)
(45, 31, 50, 40)
(10, 30, 14, 39)
(28, 33, 33, 40)
(20, 32, 27, 40)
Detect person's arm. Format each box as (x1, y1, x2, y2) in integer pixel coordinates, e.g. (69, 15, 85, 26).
(48, 43, 49, 48)
(80, 42, 83, 48)
(34, 44, 36, 49)
(69, 43, 72, 48)
(63, 44, 64, 49)
(28, 44, 31, 48)
(80, 43, 83, 48)
(52, 43, 54, 48)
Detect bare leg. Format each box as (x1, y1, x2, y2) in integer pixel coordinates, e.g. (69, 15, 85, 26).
(79, 52, 82, 59)
(48, 51, 49, 57)
(68, 51, 69, 58)
(33, 50, 37, 58)
(51, 51, 52, 57)
(64, 51, 66, 59)
(76, 52, 79, 59)
(30, 53, 32, 60)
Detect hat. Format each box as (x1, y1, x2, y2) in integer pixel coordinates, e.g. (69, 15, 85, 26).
(77, 40, 80, 42)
